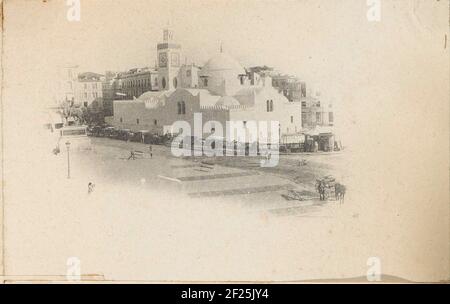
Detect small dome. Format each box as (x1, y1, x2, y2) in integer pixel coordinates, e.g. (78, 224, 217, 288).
(138, 91, 167, 109)
(199, 52, 246, 77)
(215, 96, 241, 107)
(138, 91, 165, 100)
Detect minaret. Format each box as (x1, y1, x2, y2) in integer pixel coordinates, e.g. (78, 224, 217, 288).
(156, 27, 181, 91)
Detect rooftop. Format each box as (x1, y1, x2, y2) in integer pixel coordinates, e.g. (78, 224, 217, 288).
(78, 72, 104, 82)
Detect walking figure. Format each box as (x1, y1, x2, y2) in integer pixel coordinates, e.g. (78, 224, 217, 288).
(318, 181, 325, 201)
(128, 150, 136, 160)
(149, 145, 153, 158)
(88, 182, 95, 194)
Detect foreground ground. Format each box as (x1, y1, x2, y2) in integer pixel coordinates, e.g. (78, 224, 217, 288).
(7, 136, 442, 283)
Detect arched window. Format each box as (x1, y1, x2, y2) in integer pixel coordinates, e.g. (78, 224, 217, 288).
(181, 101, 186, 114)
(266, 100, 274, 112)
(162, 77, 166, 89)
(173, 77, 178, 88)
(177, 102, 181, 114)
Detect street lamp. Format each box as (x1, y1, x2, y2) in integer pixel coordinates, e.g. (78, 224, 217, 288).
(65, 141, 71, 179)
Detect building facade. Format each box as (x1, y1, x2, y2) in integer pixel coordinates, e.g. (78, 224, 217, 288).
(271, 74, 333, 128)
(115, 67, 159, 99)
(75, 72, 105, 109)
(300, 94, 334, 127)
(101, 29, 202, 118)
(112, 48, 302, 141)
(101, 71, 119, 117)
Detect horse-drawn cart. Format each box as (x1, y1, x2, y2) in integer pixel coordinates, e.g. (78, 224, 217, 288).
(316, 175, 346, 203)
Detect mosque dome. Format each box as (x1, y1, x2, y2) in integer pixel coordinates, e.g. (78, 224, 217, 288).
(199, 52, 246, 96)
(215, 96, 241, 107)
(199, 52, 246, 77)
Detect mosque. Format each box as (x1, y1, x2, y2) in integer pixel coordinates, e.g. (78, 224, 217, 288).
(111, 28, 302, 142)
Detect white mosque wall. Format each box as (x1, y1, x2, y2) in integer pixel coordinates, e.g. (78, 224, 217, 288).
(113, 92, 302, 140)
(112, 89, 226, 136)
(229, 87, 303, 136)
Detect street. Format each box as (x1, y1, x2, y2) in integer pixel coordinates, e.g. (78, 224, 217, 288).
(79, 137, 348, 216)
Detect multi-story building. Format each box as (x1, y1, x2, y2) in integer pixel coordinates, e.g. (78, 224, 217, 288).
(73, 72, 105, 124)
(75, 72, 105, 108)
(115, 67, 159, 99)
(101, 71, 119, 117)
(300, 93, 334, 128)
(271, 74, 306, 102)
(271, 74, 333, 129)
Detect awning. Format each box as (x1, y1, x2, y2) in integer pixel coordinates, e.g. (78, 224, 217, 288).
(303, 125, 334, 136)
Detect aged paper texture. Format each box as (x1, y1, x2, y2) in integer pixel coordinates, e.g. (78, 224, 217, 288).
(0, 0, 449, 283)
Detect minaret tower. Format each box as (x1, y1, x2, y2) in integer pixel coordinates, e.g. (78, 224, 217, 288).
(157, 27, 181, 91)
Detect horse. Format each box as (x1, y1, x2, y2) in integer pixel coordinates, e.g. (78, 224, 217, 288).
(335, 183, 346, 204)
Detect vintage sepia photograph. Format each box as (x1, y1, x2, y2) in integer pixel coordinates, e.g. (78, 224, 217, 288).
(0, 0, 449, 285)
